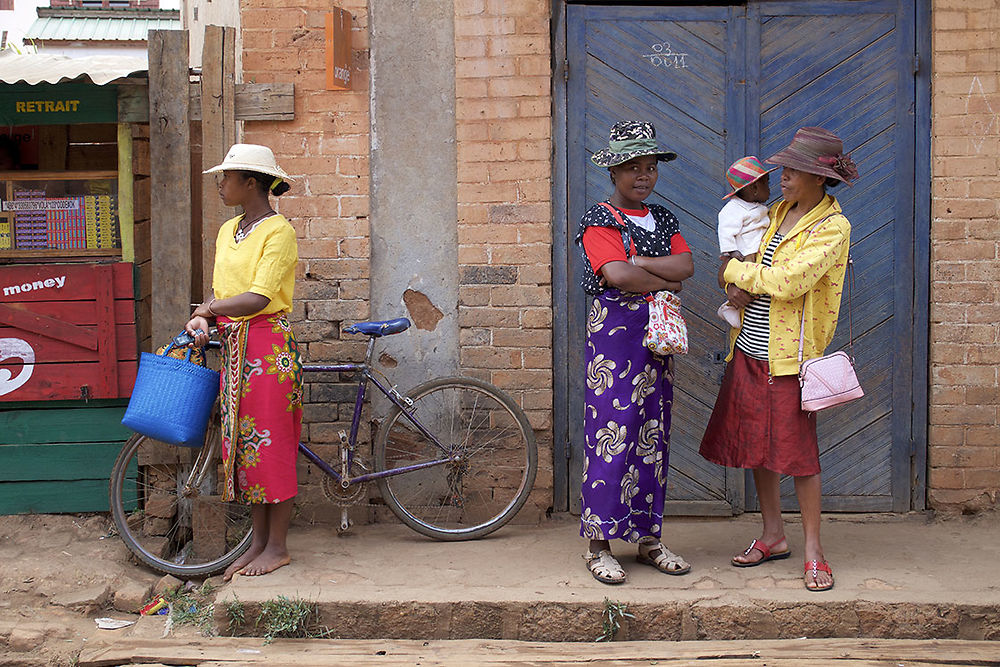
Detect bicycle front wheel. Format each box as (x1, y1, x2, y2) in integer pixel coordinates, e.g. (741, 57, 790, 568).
(374, 377, 537, 540)
(109, 421, 252, 578)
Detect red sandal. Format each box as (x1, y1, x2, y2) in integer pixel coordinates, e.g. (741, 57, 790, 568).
(731, 538, 791, 568)
(804, 559, 834, 591)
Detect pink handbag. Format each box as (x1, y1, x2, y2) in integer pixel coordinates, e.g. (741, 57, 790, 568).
(798, 256, 863, 412)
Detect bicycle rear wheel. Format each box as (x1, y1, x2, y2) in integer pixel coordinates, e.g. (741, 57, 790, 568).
(109, 420, 252, 577)
(374, 377, 536, 540)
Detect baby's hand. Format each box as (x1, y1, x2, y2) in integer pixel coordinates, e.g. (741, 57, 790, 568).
(720, 250, 745, 262)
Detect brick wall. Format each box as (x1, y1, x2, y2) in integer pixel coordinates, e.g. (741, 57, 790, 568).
(241, 0, 372, 519)
(454, 0, 554, 517)
(239, 0, 554, 520)
(929, 0, 1000, 513)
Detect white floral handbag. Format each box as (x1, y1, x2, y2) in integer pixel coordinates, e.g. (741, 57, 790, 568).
(644, 290, 688, 356)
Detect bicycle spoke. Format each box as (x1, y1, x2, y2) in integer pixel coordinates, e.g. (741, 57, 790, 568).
(375, 377, 536, 540)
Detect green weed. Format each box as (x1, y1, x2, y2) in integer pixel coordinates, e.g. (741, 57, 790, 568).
(596, 597, 633, 642)
(224, 594, 245, 635)
(255, 596, 329, 643)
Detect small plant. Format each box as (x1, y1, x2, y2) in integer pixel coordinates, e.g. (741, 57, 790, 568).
(225, 594, 245, 636)
(166, 583, 218, 636)
(596, 597, 633, 642)
(255, 596, 329, 643)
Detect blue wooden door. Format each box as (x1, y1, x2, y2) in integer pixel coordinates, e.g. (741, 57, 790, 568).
(563, 1, 921, 513)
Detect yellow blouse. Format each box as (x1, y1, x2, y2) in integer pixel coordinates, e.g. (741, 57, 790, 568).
(212, 214, 297, 320)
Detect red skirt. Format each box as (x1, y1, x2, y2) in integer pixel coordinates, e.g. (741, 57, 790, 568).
(699, 349, 819, 476)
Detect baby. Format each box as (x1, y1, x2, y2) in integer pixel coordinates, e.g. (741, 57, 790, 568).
(717, 156, 775, 328)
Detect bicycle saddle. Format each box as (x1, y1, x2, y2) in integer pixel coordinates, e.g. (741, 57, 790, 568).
(344, 317, 411, 337)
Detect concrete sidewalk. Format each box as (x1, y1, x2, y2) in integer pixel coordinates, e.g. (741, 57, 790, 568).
(218, 512, 1000, 642)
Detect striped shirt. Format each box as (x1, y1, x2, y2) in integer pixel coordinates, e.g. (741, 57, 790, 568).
(734, 232, 784, 360)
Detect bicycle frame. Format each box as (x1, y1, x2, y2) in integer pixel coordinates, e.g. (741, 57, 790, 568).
(297, 335, 455, 488)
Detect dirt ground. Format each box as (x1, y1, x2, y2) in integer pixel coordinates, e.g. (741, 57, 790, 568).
(0, 513, 180, 666)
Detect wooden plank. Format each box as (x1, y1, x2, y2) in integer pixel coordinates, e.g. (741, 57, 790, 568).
(76, 638, 1000, 666)
(95, 264, 118, 396)
(0, 359, 136, 401)
(200, 25, 237, 297)
(0, 478, 112, 514)
(117, 122, 135, 263)
(0, 299, 135, 325)
(37, 124, 67, 170)
(0, 441, 125, 481)
(0, 323, 137, 361)
(0, 404, 129, 444)
(0, 302, 97, 350)
(189, 82, 296, 122)
(0, 262, 134, 301)
(116, 83, 149, 124)
(147, 30, 193, 348)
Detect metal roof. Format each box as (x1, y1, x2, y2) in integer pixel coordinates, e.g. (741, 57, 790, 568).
(0, 53, 148, 85)
(26, 12, 181, 43)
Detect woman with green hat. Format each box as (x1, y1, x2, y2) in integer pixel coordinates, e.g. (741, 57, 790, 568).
(700, 127, 860, 592)
(185, 143, 302, 581)
(575, 121, 694, 584)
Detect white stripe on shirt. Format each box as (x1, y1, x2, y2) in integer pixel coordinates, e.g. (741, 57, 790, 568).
(734, 232, 784, 360)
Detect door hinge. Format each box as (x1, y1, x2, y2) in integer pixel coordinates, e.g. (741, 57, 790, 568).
(563, 59, 569, 83)
(565, 441, 572, 459)
(913, 53, 920, 74)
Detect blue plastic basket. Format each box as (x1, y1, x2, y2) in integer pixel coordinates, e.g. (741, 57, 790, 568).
(122, 348, 220, 446)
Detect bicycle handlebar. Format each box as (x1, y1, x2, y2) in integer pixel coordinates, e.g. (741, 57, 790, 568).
(173, 330, 222, 349)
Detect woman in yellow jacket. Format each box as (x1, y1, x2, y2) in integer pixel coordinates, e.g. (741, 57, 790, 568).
(700, 127, 858, 592)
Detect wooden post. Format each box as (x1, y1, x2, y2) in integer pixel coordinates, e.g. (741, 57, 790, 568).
(147, 30, 192, 346)
(200, 25, 237, 297)
(116, 123, 134, 263)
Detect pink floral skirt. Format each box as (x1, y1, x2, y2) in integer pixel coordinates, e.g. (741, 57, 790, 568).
(218, 313, 303, 504)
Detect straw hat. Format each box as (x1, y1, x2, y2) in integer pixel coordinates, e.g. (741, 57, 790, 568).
(722, 156, 777, 199)
(591, 121, 677, 168)
(765, 127, 859, 185)
(203, 143, 292, 181)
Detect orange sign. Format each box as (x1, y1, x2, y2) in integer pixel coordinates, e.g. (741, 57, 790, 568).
(325, 7, 352, 91)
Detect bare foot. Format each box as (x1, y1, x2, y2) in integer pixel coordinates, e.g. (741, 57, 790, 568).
(224, 544, 264, 582)
(238, 547, 291, 577)
(731, 536, 788, 566)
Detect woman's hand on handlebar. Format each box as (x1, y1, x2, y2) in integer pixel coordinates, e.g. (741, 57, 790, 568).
(185, 316, 211, 348)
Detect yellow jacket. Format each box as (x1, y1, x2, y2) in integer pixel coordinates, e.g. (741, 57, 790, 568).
(723, 194, 851, 376)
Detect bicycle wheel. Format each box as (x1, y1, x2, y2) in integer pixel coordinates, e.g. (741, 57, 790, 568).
(374, 376, 536, 540)
(109, 418, 252, 577)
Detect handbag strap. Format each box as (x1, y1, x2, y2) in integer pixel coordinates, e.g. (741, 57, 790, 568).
(598, 202, 655, 302)
(796, 214, 855, 364)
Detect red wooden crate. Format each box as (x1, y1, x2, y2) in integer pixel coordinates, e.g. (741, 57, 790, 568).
(0, 263, 136, 401)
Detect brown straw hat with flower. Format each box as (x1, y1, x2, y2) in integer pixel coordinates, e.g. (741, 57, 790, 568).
(765, 127, 859, 185)
(591, 121, 677, 168)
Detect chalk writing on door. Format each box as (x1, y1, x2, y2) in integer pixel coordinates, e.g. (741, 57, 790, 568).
(643, 42, 688, 69)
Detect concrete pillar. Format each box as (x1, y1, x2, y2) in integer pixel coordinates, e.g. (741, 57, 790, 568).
(369, 1, 459, 391)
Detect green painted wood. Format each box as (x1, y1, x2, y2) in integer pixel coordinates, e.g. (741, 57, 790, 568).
(0, 441, 125, 481)
(0, 479, 111, 513)
(0, 405, 130, 444)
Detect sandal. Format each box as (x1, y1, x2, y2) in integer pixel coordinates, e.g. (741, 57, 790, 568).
(731, 538, 791, 568)
(584, 549, 627, 585)
(804, 559, 834, 591)
(636, 541, 691, 575)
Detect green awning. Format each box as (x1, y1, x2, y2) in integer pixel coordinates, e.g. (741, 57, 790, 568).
(26, 10, 180, 42)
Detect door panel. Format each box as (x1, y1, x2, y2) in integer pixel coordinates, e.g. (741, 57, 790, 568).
(565, 1, 917, 513)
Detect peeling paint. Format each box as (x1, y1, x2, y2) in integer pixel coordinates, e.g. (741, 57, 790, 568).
(403, 289, 443, 331)
(378, 352, 398, 368)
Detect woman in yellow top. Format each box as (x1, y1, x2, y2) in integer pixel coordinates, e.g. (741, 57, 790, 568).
(186, 144, 302, 581)
(700, 127, 858, 592)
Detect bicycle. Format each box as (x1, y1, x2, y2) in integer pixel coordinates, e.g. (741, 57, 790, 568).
(109, 317, 537, 577)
